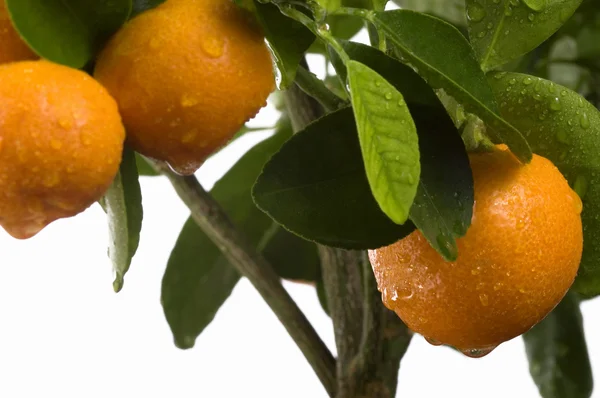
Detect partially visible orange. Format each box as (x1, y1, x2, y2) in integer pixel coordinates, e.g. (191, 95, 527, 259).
(94, 0, 275, 175)
(0, 0, 37, 64)
(369, 145, 583, 356)
(0, 60, 125, 239)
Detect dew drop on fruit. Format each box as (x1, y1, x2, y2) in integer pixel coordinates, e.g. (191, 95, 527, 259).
(479, 293, 489, 306)
(461, 346, 496, 358)
(201, 36, 225, 58)
(466, 2, 486, 23)
(425, 337, 443, 346)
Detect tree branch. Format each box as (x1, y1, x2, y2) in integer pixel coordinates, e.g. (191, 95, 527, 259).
(294, 66, 346, 112)
(155, 163, 336, 397)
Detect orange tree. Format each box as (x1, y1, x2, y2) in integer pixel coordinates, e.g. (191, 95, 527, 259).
(2, 0, 600, 397)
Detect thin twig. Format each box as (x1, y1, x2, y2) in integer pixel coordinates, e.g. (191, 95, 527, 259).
(295, 66, 346, 111)
(155, 163, 337, 396)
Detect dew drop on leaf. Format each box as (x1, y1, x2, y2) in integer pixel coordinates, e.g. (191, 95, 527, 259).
(549, 97, 561, 111)
(385, 92, 393, 100)
(522, 0, 545, 11)
(467, 1, 487, 23)
(580, 113, 591, 129)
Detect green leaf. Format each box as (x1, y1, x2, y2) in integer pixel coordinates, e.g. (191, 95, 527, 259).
(254, 2, 315, 89)
(103, 147, 143, 293)
(135, 153, 159, 177)
(329, 41, 441, 108)
(7, 0, 132, 68)
(408, 105, 473, 261)
(523, 293, 593, 398)
(489, 72, 600, 297)
(393, 0, 466, 27)
(253, 107, 415, 249)
(162, 122, 293, 348)
(374, 9, 532, 163)
(131, 0, 165, 18)
(347, 60, 420, 225)
(467, 0, 582, 71)
(332, 42, 473, 259)
(263, 228, 321, 282)
(309, 0, 371, 53)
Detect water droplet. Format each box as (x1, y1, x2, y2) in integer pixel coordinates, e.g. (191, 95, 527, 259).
(479, 293, 489, 306)
(397, 100, 405, 107)
(528, 13, 535, 22)
(556, 129, 569, 144)
(533, 93, 542, 101)
(471, 267, 481, 275)
(181, 130, 198, 144)
(573, 175, 589, 199)
(201, 36, 224, 58)
(549, 97, 561, 111)
(505, 7, 513, 16)
(462, 346, 496, 358)
(522, 77, 533, 85)
(493, 282, 503, 291)
(477, 31, 486, 38)
(519, 287, 527, 293)
(487, 22, 494, 29)
(504, 29, 510, 35)
(578, 98, 585, 108)
(509, 78, 517, 85)
(436, 235, 456, 260)
(385, 92, 393, 100)
(523, 0, 546, 12)
(467, 2, 487, 23)
(580, 113, 590, 129)
(181, 93, 200, 107)
(425, 337, 443, 346)
(494, 72, 507, 80)
(560, 90, 568, 97)
(375, 81, 382, 87)
(50, 139, 63, 150)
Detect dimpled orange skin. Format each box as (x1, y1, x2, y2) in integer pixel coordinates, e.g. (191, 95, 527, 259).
(369, 145, 583, 356)
(0, 61, 125, 239)
(0, 1, 37, 63)
(94, 0, 275, 175)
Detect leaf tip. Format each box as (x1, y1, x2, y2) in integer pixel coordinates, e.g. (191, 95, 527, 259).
(175, 335, 196, 350)
(113, 274, 124, 293)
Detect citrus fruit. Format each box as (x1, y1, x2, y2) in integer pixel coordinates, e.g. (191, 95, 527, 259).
(0, 0, 37, 64)
(94, 0, 275, 175)
(0, 60, 125, 239)
(368, 145, 583, 357)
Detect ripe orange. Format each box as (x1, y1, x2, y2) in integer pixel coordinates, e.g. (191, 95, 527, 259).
(0, 60, 125, 239)
(369, 145, 583, 357)
(0, 0, 37, 64)
(94, 0, 275, 175)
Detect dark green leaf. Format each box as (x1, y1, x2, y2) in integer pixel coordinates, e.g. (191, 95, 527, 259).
(347, 60, 421, 225)
(374, 9, 532, 163)
(408, 105, 473, 261)
(162, 122, 293, 348)
(467, 0, 582, 71)
(7, 0, 131, 68)
(253, 107, 415, 249)
(523, 293, 593, 398)
(489, 72, 600, 297)
(264, 228, 321, 282)
(131, 0, 165, 17)
(103, 147, 143, 293)
(329, 40, 441, 108)
(331, 42, 474, 259)
(254, 2, 315, 89)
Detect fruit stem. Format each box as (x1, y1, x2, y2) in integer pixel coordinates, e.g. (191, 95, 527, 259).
(155, 163, 337, 397)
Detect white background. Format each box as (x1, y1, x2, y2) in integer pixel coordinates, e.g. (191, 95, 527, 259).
(0, 30, 598, 398)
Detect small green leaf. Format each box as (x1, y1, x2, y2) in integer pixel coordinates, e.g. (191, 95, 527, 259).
(489, 72, 600, 298)
(374, 9, 532, 163)
(7, 0, 132, 68)
(347, 60, 420, 225)
(162, 121, 293, 348)
(253, 107, 415, 249)
(467, 0, 582, 71)
(523, 292, 593, 398)
(103, 147, 143, 293)
(130, 0, 165, 17)
(254, 2, 315, 89)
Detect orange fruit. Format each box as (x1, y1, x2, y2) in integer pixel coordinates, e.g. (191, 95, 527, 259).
(369, 145, 583, 357)
(94, 0, 275, 175)
(0, 60, 125, 239)
(0, 0, 37, 64)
